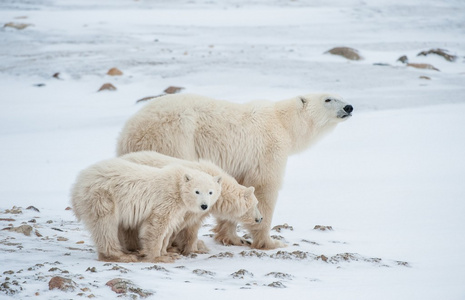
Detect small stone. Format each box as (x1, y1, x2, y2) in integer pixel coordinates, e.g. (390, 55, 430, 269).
(407, 63, 439, 71)
(86, 267, 97, 273)
(0, 218, 15, 222)
(272, 223, 294, 233)
(35, 230, 43, 237)
(317, 255, 328, 262)
(28, 219, 36, 223)
(52, 72, 61, 79)
(4, 206, 22, 214)
(313, 225, 333, 231)
(48, 276, 77, 292)
(267, 281, 286, 288)
(57, 237, 68, 241)
(46, 220, 53, 224)
(3, 225, 33, 236)
(107, 67, 123, 76)
(98, 83, 117, 92)
(397, 55, 408, 64)
(3, 270, 14, 275)
(192, 269, 215, 277)
(417, 48, 457, 62)
(26, 206, 40, 212)
(325, 47, 362, 60)
(76, 241, 85, 244)
(65, 207, 72, 210)
(419, 76, 431, 80)
(230, 269, 253, 279)
(4, 22, 31, 30)
(163, 86, 184, 94)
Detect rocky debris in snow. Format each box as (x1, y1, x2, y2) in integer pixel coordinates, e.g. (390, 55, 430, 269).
(396, 261, 411, 267)
(0, 278, 23, 295)
(57, 237, 69, 242)
(267, 281, 286, 288)
(192, 269, 215, 277)
(317, 255, 329, 262)
(28, 219, 36, 223)
(0, 218, 15, 222)
(142, 265, 169, 272)
(239, 250, 269, 258)
(3, 270, 14, 275)
(272, 223, 293, 232)
(107, 67, 123, 76)
(265, 272, 294, 280)
(52, 72, 61, 79)
(325, 47, 362, 60)
(313, 225, 333, 231)
(110, 265, 130, 274)
(407, 63, 439, 71)
(26, 206, 40, 212)
(271, 250, 311, 260)
(417, 48, 457, 62)
(3, 225, 33, 236)
(76, 241, 84, 244)
(46, 220, 53, 224)
(106, 278, 153, 298)
(4, 22, 31, 30)
(65, 207, 72, 210)
(4, 206, 22, 214)
(51, 227, 63, 232)
(230, 269, 253, 279)
(301, 239, 320, 245)
(270, 235, 285, 241)
(86, 267, 97, 273)
(209, 252, 234, 259)
(97, 83, 117, 92)
(164, 86, 184, 94)
(34, 229, 42, 237)
(419, 76, 431, 80)
(48, 276, 77, 292)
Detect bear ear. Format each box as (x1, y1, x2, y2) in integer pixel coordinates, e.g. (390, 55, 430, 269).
(245, 186, 255, 197)
(299, 96, 307, 107)
(214, 176, 222, 184)
(184, 174, 192, 182)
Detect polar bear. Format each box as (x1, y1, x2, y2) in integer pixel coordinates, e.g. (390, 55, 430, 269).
(71, 158, 222, 263)
(119, 150, 263, 255)
(117, 93, 353, 250)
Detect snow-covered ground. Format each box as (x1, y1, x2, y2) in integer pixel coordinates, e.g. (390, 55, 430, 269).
(1, 0, 464, 299)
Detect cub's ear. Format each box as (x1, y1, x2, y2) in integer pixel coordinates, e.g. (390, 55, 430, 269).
(214, 176, 222, 184)
(299, 96, 307, 106)
(245, 186, 255, 197)
(184, 174, 192, 182)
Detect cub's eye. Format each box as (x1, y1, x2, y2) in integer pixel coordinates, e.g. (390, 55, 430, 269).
(325, 99, 332, 103)
(195, 191, 200, 194)
(209, 191, 213, 195)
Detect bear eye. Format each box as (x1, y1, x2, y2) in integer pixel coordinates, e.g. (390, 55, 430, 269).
(209, 191, 213, 195)
(325, 99, 332, 103)
(195, 190, 200, 195)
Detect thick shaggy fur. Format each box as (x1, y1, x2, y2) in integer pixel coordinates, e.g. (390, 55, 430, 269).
(117, 93, 352, 249)
(71, 159, 221, 263)
(120, 151, 262, 255)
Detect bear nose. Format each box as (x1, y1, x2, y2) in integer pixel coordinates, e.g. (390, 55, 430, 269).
(343, 105, 353, 113)
(201, 204, 208, 211)
(255, 217, 263, 223)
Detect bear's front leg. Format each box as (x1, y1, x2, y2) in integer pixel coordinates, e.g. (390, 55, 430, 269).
(138, 218, 164, 262)
(212, 219, 251, 246)
(244, 184, 286, 250)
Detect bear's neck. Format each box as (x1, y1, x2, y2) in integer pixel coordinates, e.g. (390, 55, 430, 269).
(274, 99, 336, 155)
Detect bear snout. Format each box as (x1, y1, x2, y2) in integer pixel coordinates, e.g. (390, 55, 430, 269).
(255, 217, 263, 224)
(343, 105, 353, 114)
(201, 204, 208, 211)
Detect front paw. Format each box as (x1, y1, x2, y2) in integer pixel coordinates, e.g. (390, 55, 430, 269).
(252, 237, 287, 250)
(214, 234, 251, 247)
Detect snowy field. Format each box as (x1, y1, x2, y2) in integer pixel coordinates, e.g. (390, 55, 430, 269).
(1, 0, 465, 299)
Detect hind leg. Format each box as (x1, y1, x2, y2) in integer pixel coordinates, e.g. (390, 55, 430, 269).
(92, 216, 138, 263)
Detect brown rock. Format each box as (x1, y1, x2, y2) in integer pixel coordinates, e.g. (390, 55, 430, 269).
(164, 86, 184, 94)
(325, 47, 362, 60)
(26, 205, 40, 212)
(417, 48, 457, 62)
(419, 76, 431, 80)
(57, 237, 68, 241)
(3, 225, 33, 236)
(107, 67, 123, 76)
(313, 225, 333, 231)
(397, 55, 408, 64)
(407, 63, 439, 71)
(76, 241, 85, 244)
(98, 83, 117, 92)
(48, 276, 76, 292)
(0, 218, 15, 222)
(4, 22, 31, 30)
(105, 278, 153, 298)
(65, 207, 72, 210)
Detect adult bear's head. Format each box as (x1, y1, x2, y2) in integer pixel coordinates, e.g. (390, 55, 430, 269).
(299, 93, 353, 124)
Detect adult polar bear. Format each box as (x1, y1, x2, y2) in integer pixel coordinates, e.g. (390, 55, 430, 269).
(117, 93, 353, 250)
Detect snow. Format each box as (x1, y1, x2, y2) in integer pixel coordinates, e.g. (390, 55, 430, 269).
(1, 0, 465, 299)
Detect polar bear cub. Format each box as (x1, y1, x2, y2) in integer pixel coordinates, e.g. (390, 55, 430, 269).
(71, 158, 222, 263)
(120, 150, 262, 255)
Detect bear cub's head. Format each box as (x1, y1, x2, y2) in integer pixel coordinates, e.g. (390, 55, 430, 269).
(237, 186, 263, 225)
(181, 169, 222, 213)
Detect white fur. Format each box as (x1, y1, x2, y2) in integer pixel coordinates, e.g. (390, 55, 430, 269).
(71, 158, 221, 262)
(120, 151, 262, 254)
(117, 93, 352, 249)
